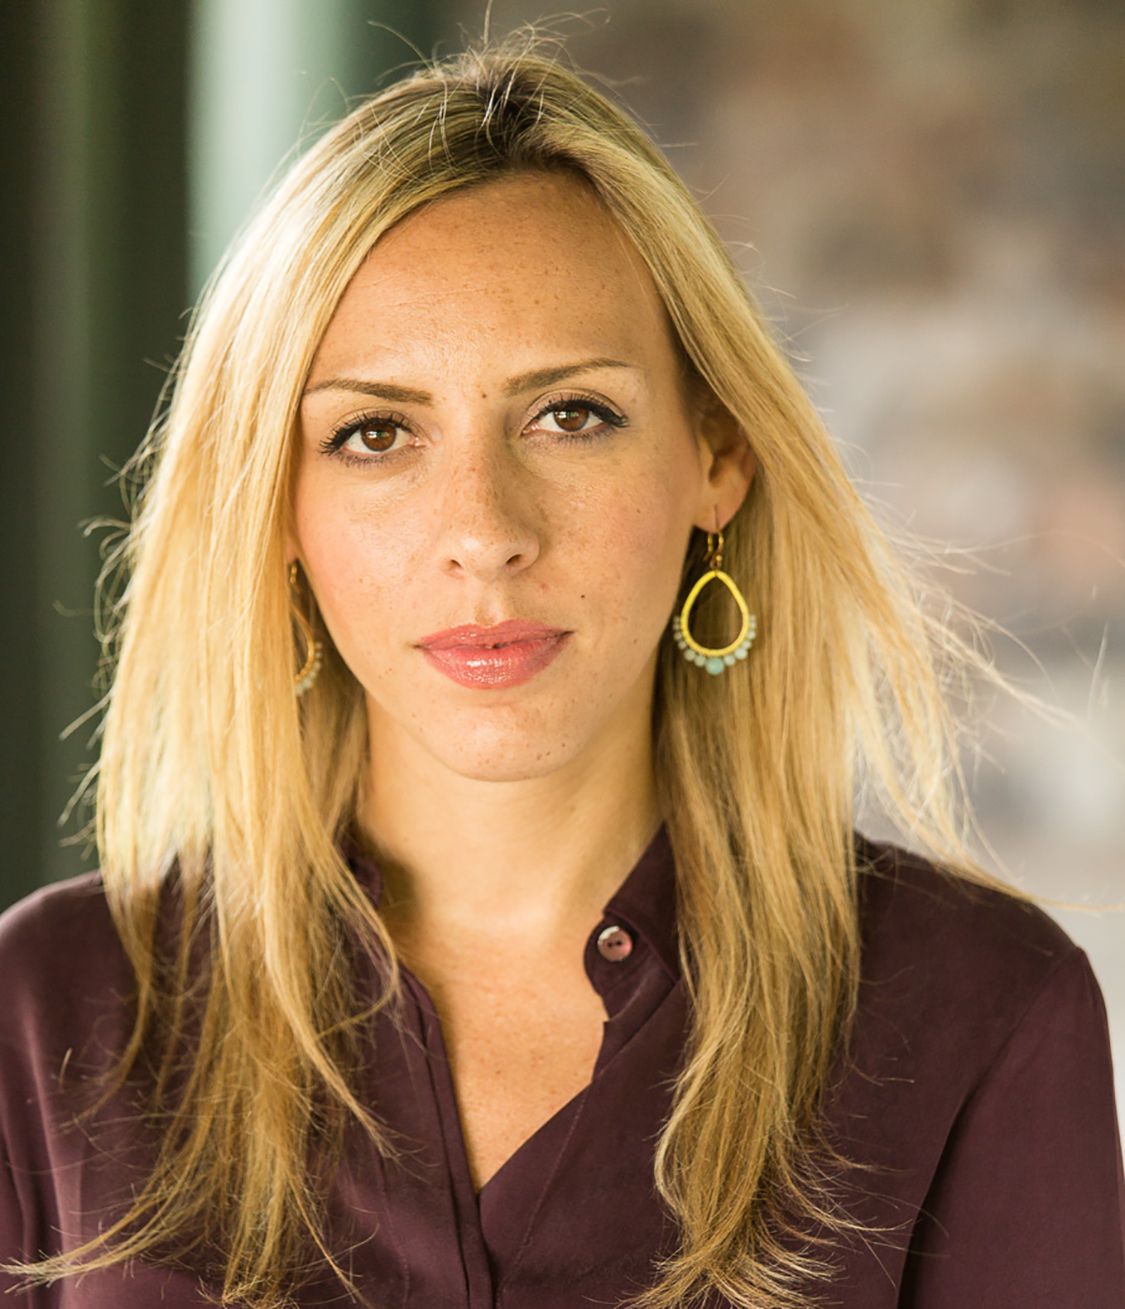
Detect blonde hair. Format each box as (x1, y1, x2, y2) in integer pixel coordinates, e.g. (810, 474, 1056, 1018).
(4, 26, 1063, 1309)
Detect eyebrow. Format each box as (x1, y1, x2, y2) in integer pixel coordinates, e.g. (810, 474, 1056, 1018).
(301, 356, 640, 404)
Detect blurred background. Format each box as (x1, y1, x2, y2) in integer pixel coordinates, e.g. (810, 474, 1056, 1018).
(2, 1, 1122, 1102)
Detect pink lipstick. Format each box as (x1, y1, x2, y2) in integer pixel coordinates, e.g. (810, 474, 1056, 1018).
(416, 620, 570, 689)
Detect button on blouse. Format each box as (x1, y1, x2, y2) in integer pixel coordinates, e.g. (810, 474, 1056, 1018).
(595, 923, 634, 961)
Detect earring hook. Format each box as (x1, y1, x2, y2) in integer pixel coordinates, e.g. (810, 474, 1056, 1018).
(706, 505, 724, 570)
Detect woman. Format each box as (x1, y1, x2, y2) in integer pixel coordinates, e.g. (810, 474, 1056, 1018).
(1, 30, 1121, 1309)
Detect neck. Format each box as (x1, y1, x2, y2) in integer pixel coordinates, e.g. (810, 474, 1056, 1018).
(357, 716, 663, 949)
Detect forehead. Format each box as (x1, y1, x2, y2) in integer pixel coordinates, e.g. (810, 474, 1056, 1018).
(311, 170, 677, 369)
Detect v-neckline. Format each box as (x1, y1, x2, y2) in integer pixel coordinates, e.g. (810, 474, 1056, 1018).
(401, 961, 607, 1205)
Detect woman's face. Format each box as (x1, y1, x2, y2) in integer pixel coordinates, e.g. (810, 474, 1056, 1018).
(292, 169, 753, 784)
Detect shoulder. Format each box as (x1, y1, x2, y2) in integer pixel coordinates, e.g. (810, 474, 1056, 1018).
(0, 867, 115, 942)
(0, 871, 133, 1077)
(849, 830, 1086, 1080)
(842, 835, 1124, 1299)
(0, 868, 123, 987)
(853, 828, 1076, 969)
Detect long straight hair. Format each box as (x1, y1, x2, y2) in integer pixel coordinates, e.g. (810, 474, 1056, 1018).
(4, 27, 1057, 1309)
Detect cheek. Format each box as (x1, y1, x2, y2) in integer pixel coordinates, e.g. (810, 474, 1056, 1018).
(588, 467, 692, 625)
(292, 472, 404, 641)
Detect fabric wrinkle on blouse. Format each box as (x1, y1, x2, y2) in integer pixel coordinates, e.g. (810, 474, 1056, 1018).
(0, 823, 1122, 1307)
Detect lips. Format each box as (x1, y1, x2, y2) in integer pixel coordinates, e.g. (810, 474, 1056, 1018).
(419, 625, 571, 691)
(418, 619, 568, 650)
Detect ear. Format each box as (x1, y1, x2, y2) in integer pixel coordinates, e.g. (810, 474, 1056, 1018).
(692, 389, 757, 533)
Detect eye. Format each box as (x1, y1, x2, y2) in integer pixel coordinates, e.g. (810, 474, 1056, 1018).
(529, 394, 629, 442)
(319, 411, 413, 464)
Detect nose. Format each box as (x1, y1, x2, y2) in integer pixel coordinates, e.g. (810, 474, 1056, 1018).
(431, 440, 542, 583)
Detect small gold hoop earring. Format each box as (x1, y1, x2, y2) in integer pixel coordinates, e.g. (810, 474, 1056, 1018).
(290, 561, 323, 696)
(670, 511, 757, 676)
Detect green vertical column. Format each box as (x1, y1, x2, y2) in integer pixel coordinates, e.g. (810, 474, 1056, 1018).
(2, 0, 189, 906)
(0, 3, 46, 906)
(188, 0, 456, 298)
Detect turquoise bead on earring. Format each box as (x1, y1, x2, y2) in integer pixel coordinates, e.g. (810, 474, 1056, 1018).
(671, 523, 757, 676)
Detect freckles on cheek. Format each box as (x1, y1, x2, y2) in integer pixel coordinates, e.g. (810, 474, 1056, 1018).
(589, 493, 680, 624)
(623, 475, 686, 559)
(297, 493, 397, 636)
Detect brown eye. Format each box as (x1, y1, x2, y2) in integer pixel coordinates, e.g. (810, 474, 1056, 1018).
(551, 405, 593, 433)
(357, 422, 398, 452)
(530, 396, 627, 443)
(319, 411, 412, 462)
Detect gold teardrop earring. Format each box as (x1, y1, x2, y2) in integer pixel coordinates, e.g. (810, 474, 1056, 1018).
(671, 509, 757, 676)
(289, 561, 323, 696)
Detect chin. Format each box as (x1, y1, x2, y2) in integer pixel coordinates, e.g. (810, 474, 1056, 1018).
(451, 755, 573, 784)
(363, 677, 619, 781)
(427, 717, 584, 782)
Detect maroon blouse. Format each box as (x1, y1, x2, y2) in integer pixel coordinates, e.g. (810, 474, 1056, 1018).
(1, 825, 1122, 1307)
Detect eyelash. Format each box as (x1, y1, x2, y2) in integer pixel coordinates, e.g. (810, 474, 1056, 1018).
(318, 392, 629, 468)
